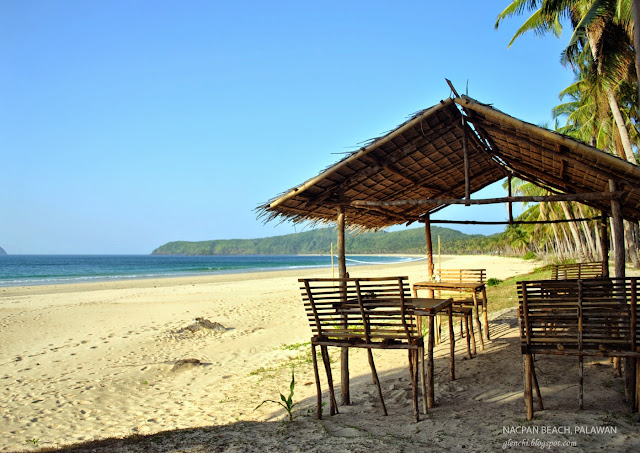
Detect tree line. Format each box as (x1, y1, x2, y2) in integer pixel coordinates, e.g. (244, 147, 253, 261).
(151, 226, 503, 256)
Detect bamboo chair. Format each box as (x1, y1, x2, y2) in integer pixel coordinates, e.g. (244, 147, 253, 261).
(434, 269, 486, 350)
(300, 276, 427, 422)
(551, 262, 607, 280)
(518, 278, 640, 420)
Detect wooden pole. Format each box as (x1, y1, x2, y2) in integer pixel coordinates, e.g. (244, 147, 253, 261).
(609, 181, 625, 279)
(463, 118, 470, 205)
(337, 206, 350, 405)
(425, 216, 435, 297)
(600, 213, 610, 278)
(609, 180, 635, 405)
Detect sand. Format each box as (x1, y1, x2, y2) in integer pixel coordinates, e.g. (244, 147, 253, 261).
(1, 255, 639, 452)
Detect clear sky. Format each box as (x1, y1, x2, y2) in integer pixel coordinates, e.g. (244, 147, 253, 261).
(0, 1, 575, 254)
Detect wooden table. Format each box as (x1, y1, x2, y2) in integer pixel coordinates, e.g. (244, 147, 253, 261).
(412, 281, 489, 350)
(408, 297, 454, 409)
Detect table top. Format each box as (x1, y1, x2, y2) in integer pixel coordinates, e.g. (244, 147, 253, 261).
(413, 281, 485, 291)
(407, 297, 453, 315)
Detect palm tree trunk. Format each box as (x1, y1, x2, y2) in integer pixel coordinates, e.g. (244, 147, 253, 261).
(577, 205, 597, 260)
(632, 0, 640, 112)
(561, 202, 587, 261)
(540, 202, 562, 260)
(586, 32, 636, 162)
(624, 221, 640, 268)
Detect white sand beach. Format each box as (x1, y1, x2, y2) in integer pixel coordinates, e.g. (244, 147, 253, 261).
(2, 255, 640, 452)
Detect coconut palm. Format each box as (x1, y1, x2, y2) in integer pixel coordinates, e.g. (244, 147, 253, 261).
(495, 0, 637, 162)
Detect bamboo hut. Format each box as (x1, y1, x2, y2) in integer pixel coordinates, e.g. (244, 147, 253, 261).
(258, 89, 640, 404)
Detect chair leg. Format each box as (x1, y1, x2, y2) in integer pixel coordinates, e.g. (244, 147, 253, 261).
(473, 293, 485, 351)
(468, 313, 477, 356)
(427, 315, 435, 409)
(419, 345, 428, 415)
(635, 359, 640, 419)
(448, 307, 455, 381)
(524, 353, 534, 420)
(367, 349, 387, 416)
(464, 314, 472, 360)
(311, 343, 323, 419)
(531, 355, 544, 411)
(320, 345, 338, 416)
(579, 355, 584, 410)
(409, 349, 419, 422)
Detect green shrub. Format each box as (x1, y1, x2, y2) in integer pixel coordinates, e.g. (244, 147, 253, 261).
(487, 278, 503, 287)
(523, 251, 536, 260)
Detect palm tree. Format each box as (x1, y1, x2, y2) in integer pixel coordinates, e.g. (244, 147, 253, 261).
(495, 0, 637, 162)
(497, 0, 640, 266)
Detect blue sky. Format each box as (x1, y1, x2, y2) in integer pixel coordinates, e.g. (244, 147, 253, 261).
(0, 1, 575, 254)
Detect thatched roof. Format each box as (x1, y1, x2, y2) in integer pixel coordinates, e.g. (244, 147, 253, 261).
(258, 95, 640, 229)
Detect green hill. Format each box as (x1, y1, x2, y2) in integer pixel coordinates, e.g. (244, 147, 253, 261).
(151, 227, 500, 255)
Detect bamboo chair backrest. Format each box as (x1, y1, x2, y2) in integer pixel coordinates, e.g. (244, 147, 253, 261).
(551, 262, 606, 280)
(299, 277, 420, 344)
(436, 269, 486, 284)
(518, 278, 640, 356)
(435, 268, 486, 300)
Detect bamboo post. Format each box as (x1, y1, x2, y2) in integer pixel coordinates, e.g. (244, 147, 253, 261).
(425, 216, 435, 296)
(600, 213, 609, 277)
(524, 354, 534, 420)
(448, 305, 455, 381)
(427, 314, 435, 408)
(609, 181, 625, 279)
(463, 117, 470, 205)
(578, 280, 584, 410)
(337, 206, 350, 406)
(609, 180, 634, 405)
(632, 279, 638, 412)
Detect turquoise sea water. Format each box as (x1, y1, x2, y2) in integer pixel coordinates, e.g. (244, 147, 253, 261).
(0, 255, 419, 287)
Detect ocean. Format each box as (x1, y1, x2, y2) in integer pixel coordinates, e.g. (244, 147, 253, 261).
(0, 254, 421, 287)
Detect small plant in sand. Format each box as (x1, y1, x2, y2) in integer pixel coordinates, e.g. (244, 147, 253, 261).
(255, 369, 297, 422)
(25, 438, 40, 446)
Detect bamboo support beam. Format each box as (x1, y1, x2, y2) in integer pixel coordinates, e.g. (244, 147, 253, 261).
(610, 181, 626, 279)
(424, 217, 602, 226)
(463, 117, 470, 205)
(424, 216, 435, 298)
(350, 191, 624, 208)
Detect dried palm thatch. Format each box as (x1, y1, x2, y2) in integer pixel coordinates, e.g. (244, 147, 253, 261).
(257, 95, 640, 230)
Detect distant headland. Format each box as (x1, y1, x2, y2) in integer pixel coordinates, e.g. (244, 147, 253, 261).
(0, 246, 7, 255)
(151, 226, 497, 256)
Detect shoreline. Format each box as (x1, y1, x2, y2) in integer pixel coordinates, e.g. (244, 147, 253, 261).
(0, 253, 428, 290)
